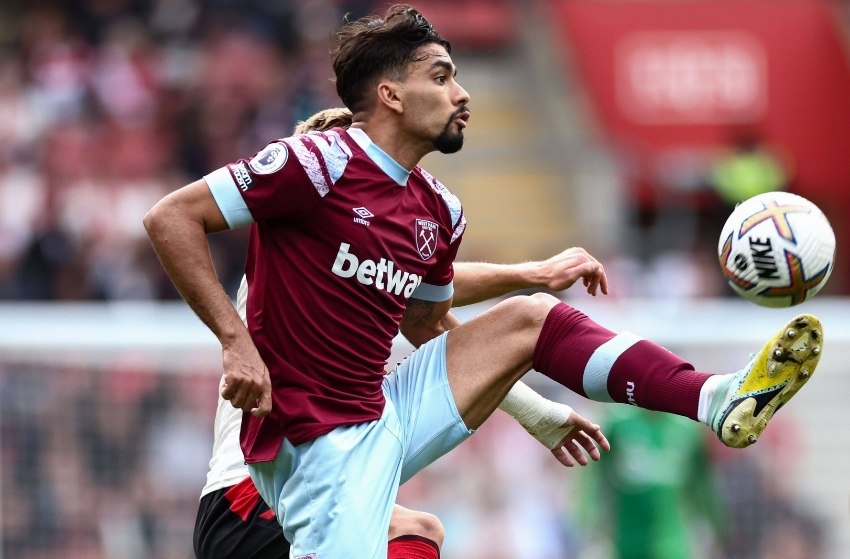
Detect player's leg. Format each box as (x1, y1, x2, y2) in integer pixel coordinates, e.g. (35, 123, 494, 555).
(444, 293, 822, 448)
(247, 404, 407, 559)
(193, 477, 288, 559)
(388, 505, 444, 559)
(383, 331, 473, 482)
(195, 479, 442, 559)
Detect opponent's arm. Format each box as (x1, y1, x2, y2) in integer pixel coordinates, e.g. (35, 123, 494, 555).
(452, 247, 609, 306)
(498, 381, 610, 467)
(143, 180, 271, 417)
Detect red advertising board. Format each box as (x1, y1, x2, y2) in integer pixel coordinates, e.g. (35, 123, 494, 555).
(615, 31, 768, 126)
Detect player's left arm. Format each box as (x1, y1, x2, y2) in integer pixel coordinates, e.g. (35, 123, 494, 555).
(452, 247, 609, 307)
(399, 297, 455, 348)
(401, 219, 460, 347)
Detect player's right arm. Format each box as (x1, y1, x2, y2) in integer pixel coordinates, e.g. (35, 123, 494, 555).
(143, 180, 272, 417)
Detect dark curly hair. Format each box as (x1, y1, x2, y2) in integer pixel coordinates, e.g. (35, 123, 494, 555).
(331, 4, 451, 113)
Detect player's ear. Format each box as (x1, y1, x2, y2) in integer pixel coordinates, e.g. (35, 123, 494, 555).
(376, 80, 404, 114)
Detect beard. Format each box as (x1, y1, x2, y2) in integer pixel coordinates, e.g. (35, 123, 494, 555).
(433, 109, 467, 154)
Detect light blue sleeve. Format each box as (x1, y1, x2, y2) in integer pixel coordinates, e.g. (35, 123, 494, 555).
(410, 280, 454, 302)
(204, 167, 254, 229)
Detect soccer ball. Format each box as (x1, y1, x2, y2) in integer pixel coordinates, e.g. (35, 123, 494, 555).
(717, 191, 836, 308)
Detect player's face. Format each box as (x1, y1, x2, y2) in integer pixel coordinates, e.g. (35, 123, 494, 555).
(401, 44, 470, 154)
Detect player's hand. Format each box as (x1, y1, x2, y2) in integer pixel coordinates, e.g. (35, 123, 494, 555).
(220, 337, 273, 418)
(549, 410, 610, 468)
(533, 247, 608, 296)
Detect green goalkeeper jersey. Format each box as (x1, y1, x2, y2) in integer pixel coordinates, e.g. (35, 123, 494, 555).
(578, 406, 725, 559)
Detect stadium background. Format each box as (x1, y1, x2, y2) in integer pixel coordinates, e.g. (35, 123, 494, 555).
(0, 0, 847, 557)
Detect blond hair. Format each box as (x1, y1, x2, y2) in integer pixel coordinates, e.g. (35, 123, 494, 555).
(293, 108, 353, 134)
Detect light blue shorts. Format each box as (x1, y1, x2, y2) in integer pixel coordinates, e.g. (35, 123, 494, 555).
(249, 332, 473, 559)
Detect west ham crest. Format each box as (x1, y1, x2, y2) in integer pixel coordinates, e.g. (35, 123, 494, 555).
(415, 219, 439, 260)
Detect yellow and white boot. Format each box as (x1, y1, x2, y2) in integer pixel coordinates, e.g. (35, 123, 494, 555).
(708, 314, 823, 448)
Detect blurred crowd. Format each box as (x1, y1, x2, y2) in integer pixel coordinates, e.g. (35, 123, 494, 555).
(3, 0, 841, 304)
(0, 361, 828, 559)
(0, 0, 372, 301)
(0, 362, 216, 559)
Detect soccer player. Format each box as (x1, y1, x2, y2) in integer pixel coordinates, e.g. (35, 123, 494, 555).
(194, 108, 611, 559)
(145, 5, 823, 558)
(196, 256, 611, 559)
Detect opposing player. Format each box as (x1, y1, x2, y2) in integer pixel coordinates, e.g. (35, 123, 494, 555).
(194, 108, 611, 559)
(145, 5, 823, 558)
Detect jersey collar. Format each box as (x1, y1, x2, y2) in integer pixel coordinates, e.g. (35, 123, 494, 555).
(347, 127, 411, 187)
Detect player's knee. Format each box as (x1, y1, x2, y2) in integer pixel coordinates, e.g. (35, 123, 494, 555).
(494, 292, 560, 333)
(389, 509, 444, 547)
(412, 512, 444, 547)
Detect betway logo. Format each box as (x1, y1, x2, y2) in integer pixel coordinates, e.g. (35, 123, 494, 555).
(332, 243, 422, 298)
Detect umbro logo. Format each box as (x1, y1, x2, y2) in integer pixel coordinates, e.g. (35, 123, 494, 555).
(353, 207, 373, 226)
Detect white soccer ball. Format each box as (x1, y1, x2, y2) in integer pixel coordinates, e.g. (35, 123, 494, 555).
(717, 191, 836, 308)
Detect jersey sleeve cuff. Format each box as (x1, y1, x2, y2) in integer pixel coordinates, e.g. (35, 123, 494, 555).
(411, 281, 454, 302)
(204, 167, 254, 229)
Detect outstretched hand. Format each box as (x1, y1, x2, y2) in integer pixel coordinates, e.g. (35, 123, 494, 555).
(549, 410, 611, 468)
(534, 247, 609, 296)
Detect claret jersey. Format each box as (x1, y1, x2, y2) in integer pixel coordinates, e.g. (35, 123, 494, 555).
(205, 127, 466, 462)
